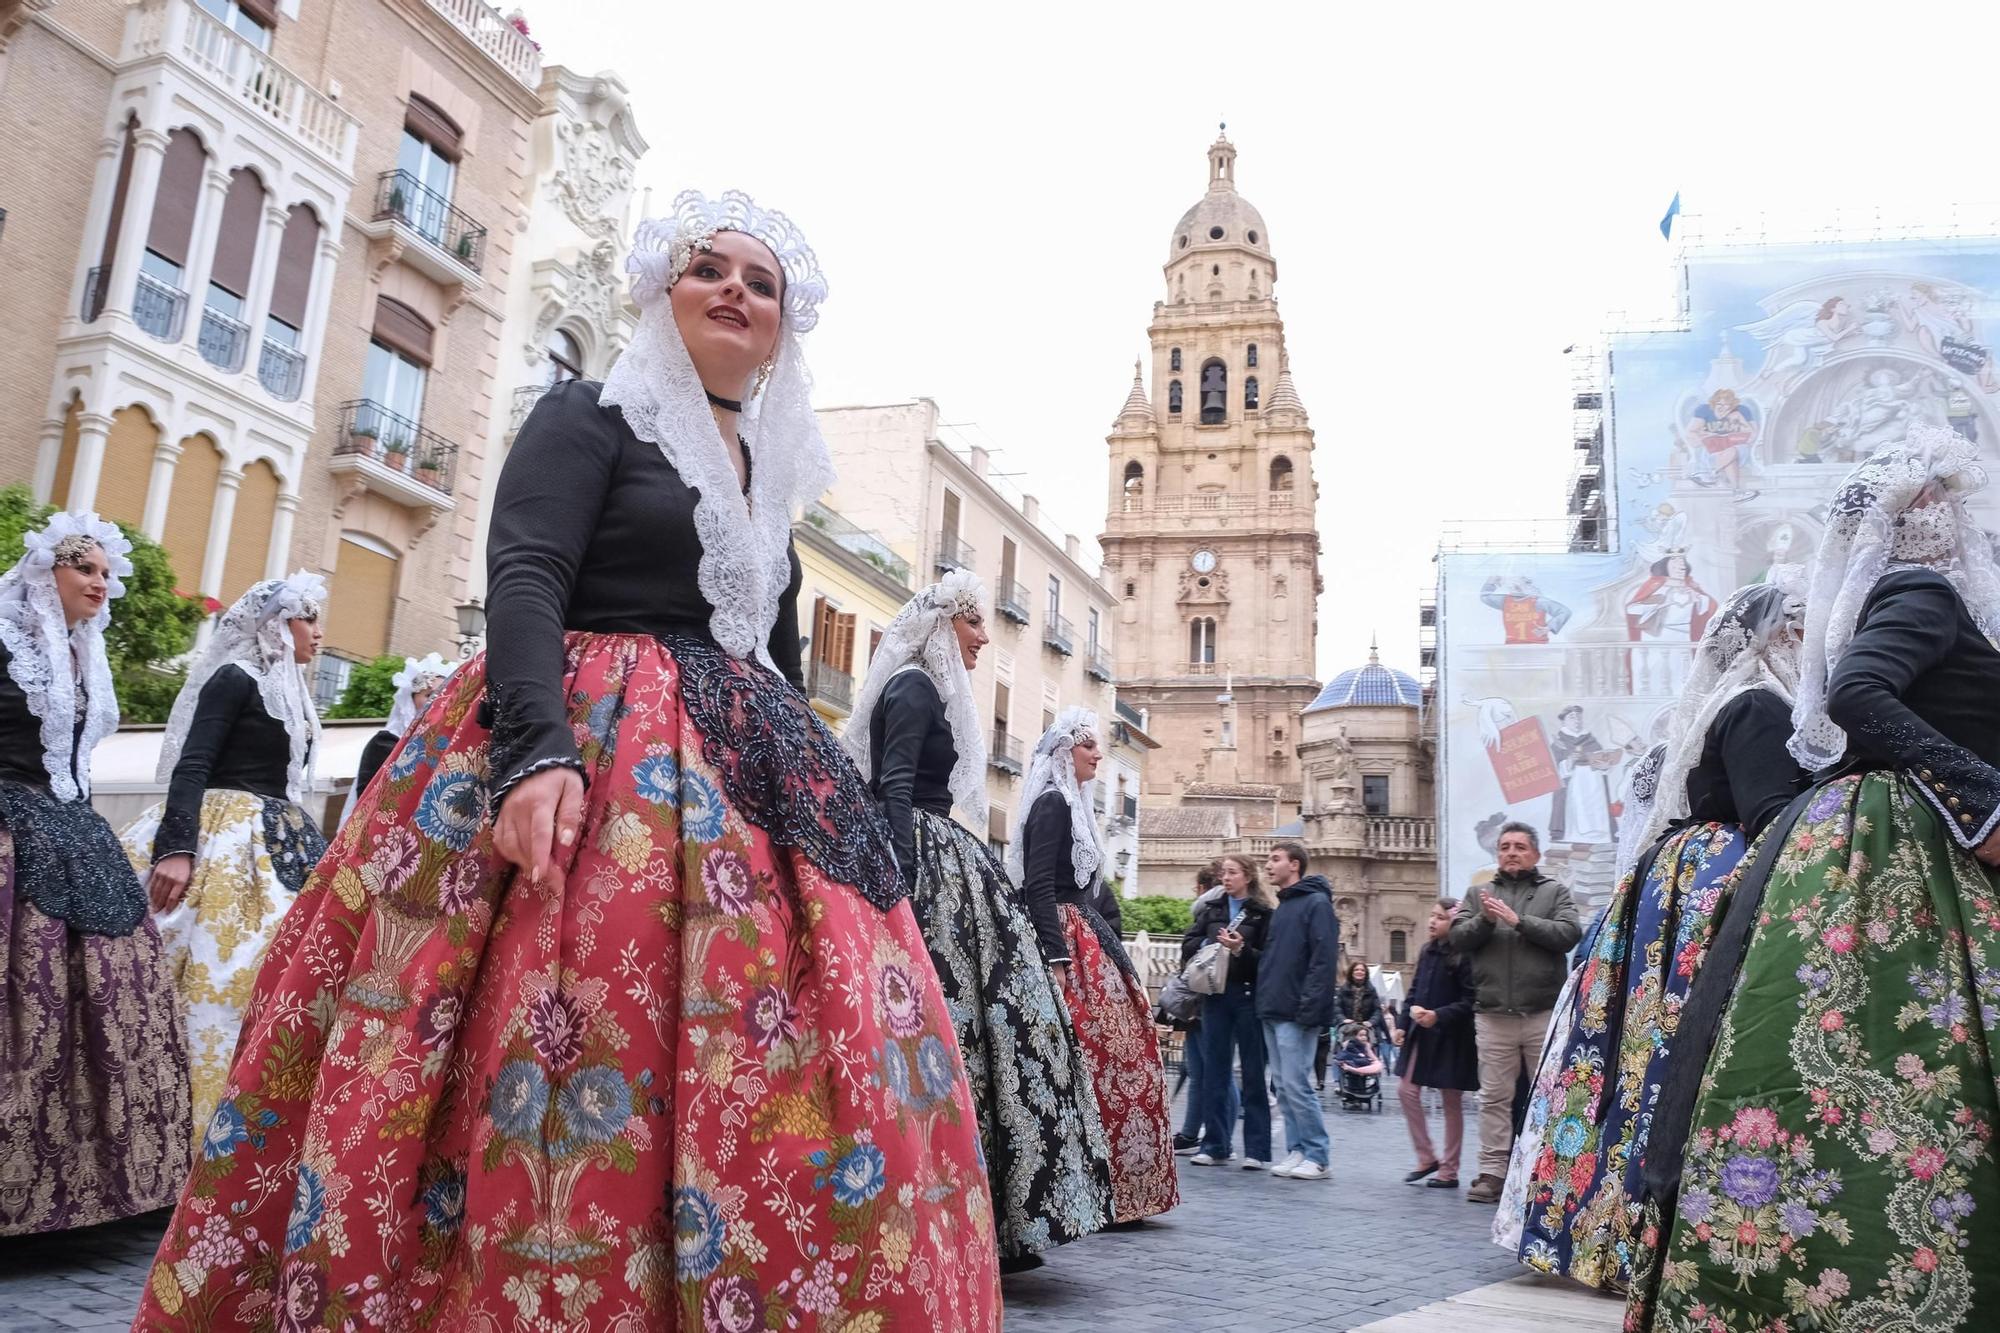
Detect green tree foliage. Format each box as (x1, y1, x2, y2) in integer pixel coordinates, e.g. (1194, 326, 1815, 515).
(325, 654, 407, 720)
(1119, 894, 1194, 936)
(0, 485, 207, 723)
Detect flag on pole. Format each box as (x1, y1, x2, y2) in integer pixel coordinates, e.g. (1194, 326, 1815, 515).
(1659, 191, 1681, 240)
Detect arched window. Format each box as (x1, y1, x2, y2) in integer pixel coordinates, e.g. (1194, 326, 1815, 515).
(1168, 380, 1183, 415)
(1247, 343, 1258, 368)
(1244, 376, 1259, 410)
(545, 327, 584, 384)
(1121, 459, 1144, 511)
(1189, 617, 1217, 665)
(1390, 930, 1409, 964)
(1170, 347, 1182, 372)
(1198, 359, 1227, 424)
(1269, 455, 1294, 491)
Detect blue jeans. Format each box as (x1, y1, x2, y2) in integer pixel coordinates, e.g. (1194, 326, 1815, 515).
(1264, 1018, 1330, 1167)
(1180, 1019, 1240, 1141)
(1199, 984, 1270, 1160)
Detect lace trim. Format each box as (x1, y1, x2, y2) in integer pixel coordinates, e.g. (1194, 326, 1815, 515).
(0, 586, 118, 801)
(1007, 707, 1107, 892)
(845, 574, 990, 828)
(670, 633, 904, 912)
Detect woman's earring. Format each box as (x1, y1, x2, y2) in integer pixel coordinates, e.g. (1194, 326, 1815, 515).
(753, 358, 775, 398)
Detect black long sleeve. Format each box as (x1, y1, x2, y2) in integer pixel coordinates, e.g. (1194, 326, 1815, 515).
(1089, 879, 1123, 936)
(874, 672, 941, 887)
(154, 665, 254, 863)
(1828, 570, 2000, 848)
(352, 728, 397, 804)
(768, 563, 804, 692)
(1019, 790, 1074, 963)
(1711, 690, 1808, 838)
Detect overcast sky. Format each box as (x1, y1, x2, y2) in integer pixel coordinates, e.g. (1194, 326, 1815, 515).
(520, 0, 1996, 679)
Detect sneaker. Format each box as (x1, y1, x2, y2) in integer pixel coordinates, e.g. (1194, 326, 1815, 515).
(1270, 1152, 1304, 1178)
(1403, 1162, 1438, 1185)
(1241, 1158, 1266, 1171)
(1190, 1152, 1230, 1166)
(1465, 1174, 1504, 1204)
(1172, 1134, 1201, 1156)
(1285, 1161, 1328, 1181)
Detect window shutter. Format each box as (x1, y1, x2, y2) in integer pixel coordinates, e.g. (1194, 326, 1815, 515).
(832, 612, 856, 675)
(209, 169, 265, 298)
(988, 807, 1009, 844)
(268, 206, 319, 328)
(236, 0, 279, 28)
(371, 296, 435, 366)
(146, 129, 207, 268)
(405, 94, 464, 159)
(810, 597, 835, 666)
(325, 539, 397, 660)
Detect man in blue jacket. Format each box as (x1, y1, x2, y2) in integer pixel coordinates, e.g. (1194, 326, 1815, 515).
(1256, 841, 1339, 1180)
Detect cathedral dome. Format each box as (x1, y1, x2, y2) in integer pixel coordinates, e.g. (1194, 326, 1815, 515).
(1168, 129, 1272, 263)
(1306, 647, 1422, 712)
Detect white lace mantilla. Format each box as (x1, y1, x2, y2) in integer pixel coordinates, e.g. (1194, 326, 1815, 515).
(1008, 706, 1108, 891)
(845, 571, 989, 826)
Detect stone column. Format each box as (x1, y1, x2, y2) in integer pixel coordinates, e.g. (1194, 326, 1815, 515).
(64, 411, 115, 512)
(177, 167, 233, 352)
(293, 235, 342, 402)
(31, 417, 64, 503)
(265, 490, 300, 580)
(197, 466, 242, 599)
(239, 204, 289, 358)
(139, 436, 184, 540)
(101, 127, 169, 322)
(72, 134, 126, 322)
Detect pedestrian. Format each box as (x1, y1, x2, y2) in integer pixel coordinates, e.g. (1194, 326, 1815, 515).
(1183, 852, 1274, 1168)
(119, 569, 328, 1142)
(1331, 958, 1381, 1091)
(1451, 822, 1581, 1204)
(349, 652, 454, 803)
(1173, 862, 1241, 1155)
(1397, 898, 1478, 1192)
(1630, 426, 2000, 1331)
(1256, 840, 1339, 1181)
(0, 513, 187, 1237)
(847, 570, 1112, 1272)
(128, 190, 1003, 1330)
(1015, 708, 1180, 1225)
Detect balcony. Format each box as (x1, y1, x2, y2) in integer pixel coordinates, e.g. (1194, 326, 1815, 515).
(1366, 816, 1436, 857)
(995, 578, 1031, 626)
(1187, 660, 1220, 676)
(801, 501, 911, 586)
(197, 306, 250, 373)
(934, 531, 974, 576)
(508, 383, 548, 438)
(806, 659, 853, 715)
(1042, 611, 1075, 656)
(1086, 647, 1114, 682)
(328, 400, 458, 510)
(133, 271, 189, 341)
(364, 169, 487, 284)
(258, 338, 306, 401)
(421, 0, 543, 88)
(125, 0, 359, 173)
(988, 729, 1023, 776)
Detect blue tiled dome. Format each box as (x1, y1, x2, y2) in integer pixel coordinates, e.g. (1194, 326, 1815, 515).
(1307, 649, 1422, 712)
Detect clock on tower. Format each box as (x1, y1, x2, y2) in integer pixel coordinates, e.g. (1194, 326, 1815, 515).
(1190, 549, 1217, 574)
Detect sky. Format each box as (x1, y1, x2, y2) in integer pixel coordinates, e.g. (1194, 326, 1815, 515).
(518, 0, 2000, 680)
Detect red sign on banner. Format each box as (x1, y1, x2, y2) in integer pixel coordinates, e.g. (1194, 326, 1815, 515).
(1488, 716, 1560, 804)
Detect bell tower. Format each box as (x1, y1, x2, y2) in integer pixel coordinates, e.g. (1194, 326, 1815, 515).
(1100, 129, 1323, 801)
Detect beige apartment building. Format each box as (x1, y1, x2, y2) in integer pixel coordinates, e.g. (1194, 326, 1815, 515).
(818, 400, 1122, 859)
(0, 0, 544, 701)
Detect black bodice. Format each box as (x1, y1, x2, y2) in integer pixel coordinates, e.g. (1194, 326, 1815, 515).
(153, 663, 295, 863)
(0, 641, 82, 790)
(867, 670, 958, 882)
(1683, 688, 1809, 839)
(1827, 567, 2000, 847)
(484, 379, 804, 799)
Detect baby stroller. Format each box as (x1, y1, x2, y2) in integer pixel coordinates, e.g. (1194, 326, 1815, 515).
(1333, 1021, 1383, 1113)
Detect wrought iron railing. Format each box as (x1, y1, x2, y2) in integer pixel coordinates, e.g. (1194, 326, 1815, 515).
(80, 266, 108, 322)
(807, 659, 853, 712)
(133, 271, 188, 341)
(373, 168, 487, 272)
(1087, 647, 1114, 681)
(995, 578, 1031, 625)
(1042, 611, 1075, 656)
(335, 399, 459, 497)
(988, 729, 1023, 775)
(311, 649, 364, 713)
(198, 305, 250, 372)
(259, 338, 306, 401)
(934, 531, 974, 575)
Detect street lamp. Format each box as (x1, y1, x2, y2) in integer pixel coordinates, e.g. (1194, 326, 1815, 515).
(454, 597, 487, 657)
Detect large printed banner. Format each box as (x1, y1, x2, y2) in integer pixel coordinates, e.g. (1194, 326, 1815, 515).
(1438, 243, 2000, 909)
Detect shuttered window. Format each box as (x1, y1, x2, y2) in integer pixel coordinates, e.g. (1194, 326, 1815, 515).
(221, 460, 279, 605)
(267, 206, 320, 330)
(371, 296, 434, 366)
(146, 128, 207, 268)
(208, 169, 264, 300)
(94, 408, 156, 531)
(809, 597, 855, 674)
(404, 94, 464, 160)
(162, 437, 222, 592)
(324, 538, 396, 660)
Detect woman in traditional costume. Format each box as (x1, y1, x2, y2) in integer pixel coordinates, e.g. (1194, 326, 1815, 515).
(1514, 580, 1808, 1290)
(129, 190, 1000, 1332)
(120, 569, 327, 1139)
(350, 652, 453, 801)
(1628, 425, 2000, 1331)
(0, 513, 187, 1235)
(847, 570, 1111, 1271)
(1014, 708, 1179, 1226)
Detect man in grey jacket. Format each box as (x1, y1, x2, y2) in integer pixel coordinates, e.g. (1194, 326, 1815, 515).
(1449, 821, 1580, 1203)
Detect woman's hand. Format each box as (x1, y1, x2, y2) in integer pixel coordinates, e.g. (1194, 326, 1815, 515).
(1218, 926, 1243, 955)
(1975, 825, 2000, 868)
(494, 766, 586, 889)
(148, 854, 194, 912)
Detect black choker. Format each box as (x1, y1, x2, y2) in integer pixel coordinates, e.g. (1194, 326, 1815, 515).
(705, 390, 743, 413)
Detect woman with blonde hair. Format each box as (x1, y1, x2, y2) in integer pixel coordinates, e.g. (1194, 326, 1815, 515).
(1181, 851, 1275, 1168)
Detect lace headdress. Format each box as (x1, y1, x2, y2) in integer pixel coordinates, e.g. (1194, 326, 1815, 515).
(0, 512, 132, 799)
(599, 188, 833, 671)
(1007, 706, 1107, 890)
(844, 570, 989, 825)
(1631, 578, 1806, 857)
(387, 652, 454, 735)
(158, 570, 327, 804)
(1790, 424, 2000, 770)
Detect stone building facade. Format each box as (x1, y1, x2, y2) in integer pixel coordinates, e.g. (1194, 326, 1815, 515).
(790, 499, 915, 734)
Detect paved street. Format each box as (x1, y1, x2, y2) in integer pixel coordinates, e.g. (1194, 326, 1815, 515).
(0, 1078, 1596, 1332)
